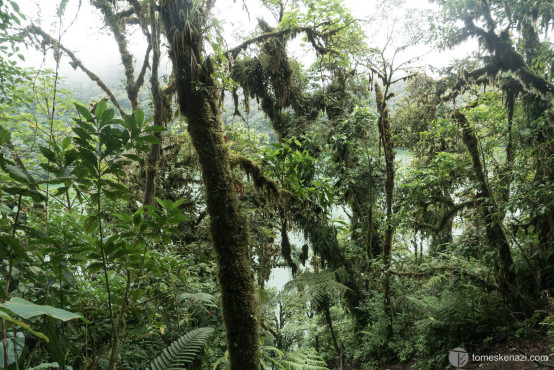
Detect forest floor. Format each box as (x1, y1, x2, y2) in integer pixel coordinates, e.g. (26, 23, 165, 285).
(370, 335, 553, 369)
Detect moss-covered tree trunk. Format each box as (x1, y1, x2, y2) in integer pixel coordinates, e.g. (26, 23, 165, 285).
(453, 110, 523, 302)
(185, 99, 260, 368)
(160, 1, 260, 368)
(144, 8, 172, 205)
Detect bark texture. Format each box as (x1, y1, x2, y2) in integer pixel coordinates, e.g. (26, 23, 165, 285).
(160, 1, 260, 368)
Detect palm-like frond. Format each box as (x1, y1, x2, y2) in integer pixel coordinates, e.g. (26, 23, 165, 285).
(284, 268, 350, 306)
(150, 326, 214, 370)
(281, 347, 328, 369)
(179, 292, 219, 309)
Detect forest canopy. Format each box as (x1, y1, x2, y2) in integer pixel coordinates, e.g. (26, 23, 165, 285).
(0, 0, 553, 369)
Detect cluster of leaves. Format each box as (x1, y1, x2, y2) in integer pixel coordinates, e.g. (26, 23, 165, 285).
(0, 95, 226, 368)
(0, 0, 26, 102)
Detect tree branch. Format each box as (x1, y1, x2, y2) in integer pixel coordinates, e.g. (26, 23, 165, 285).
(225, 25, 346, 58)
(26, 25, 126, 116)
(136, 43, 152, 96)
(416, 201, 473, 233)
(92, 0, 139, 109)
(229, 154, 282, 203)
(115, 7, 135, 21)
(480, 0, 496, 31)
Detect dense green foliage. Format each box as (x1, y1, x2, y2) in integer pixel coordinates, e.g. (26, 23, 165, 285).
(0, 0, 553, 369)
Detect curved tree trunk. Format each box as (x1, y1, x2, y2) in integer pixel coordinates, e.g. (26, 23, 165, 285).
(160, 1, 260, 368)
(453, 110, 525, 304)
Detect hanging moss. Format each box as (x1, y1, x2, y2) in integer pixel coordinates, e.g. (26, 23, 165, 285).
(444, 14, 554, 102)
(230, 37, 331, 139)
(280, 219, 298, 275)
(300, 243, 309, 266)
(229, 154, 282, 204)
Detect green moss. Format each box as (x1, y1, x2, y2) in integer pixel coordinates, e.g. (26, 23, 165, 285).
(161, 1, 261, 368)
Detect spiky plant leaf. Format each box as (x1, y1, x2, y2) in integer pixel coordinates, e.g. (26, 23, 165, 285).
(150, 327, 214, 370)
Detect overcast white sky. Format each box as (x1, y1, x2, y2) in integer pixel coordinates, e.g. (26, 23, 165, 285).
(16, 0, 473, 86)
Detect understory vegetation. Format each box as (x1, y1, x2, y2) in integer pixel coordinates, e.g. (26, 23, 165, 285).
(0, 0, 553, 369)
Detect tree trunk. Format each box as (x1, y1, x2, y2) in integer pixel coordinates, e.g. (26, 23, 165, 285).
(161, 2, 260, 368)
(453, 110, 523, 302)
(185, 95, 260, 369)
(534, 109, 554, 291)
(143, 8, 171, 205)
(375, 83, 394, 340)
(321, 298, 340, 357)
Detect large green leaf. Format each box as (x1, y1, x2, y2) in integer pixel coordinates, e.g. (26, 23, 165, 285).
(75, 104, 93, 122)
(0, 129, 10, 144)
(94, 99, 107, 119)
(3, 187, 47, 202)
(4, 164, 35, 184)
(0, 297, 91, 323)
(100, 108, 115, 123)
(133, 109, 144, 127)
(39, 146, 57, 163)
(83, 215, 98, 234)
(0, 234, 28, 260)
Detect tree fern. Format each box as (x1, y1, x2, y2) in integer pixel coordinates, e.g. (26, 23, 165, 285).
(260, 345, 285, 369)
(179, 292, 219, 308)
(150, 327, 214, 370)
(284, 268, 350, 307)
(424, 273, 449, 289)
(281, 348, 328, 369)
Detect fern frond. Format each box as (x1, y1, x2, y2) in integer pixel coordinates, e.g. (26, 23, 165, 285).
(404, 296, 430, 314)
(212, 350, 229, 370)
(179, 292, 219, 308)
(284, 269, 351, 306)
(281, 347, 328, 369)
(151, 327, 214, 370)
(263, 345, 284, 359)
(333, 267, 350, 284)
(425, 274, 448, 289)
